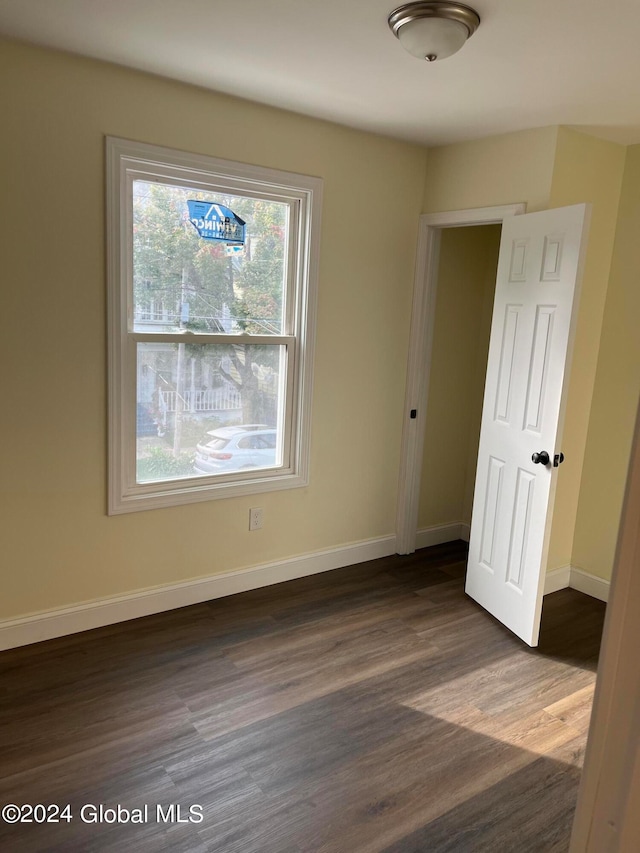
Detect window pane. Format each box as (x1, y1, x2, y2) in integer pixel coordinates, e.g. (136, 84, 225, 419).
(136, 342, 285, 483)
(133, 180, 288, 335)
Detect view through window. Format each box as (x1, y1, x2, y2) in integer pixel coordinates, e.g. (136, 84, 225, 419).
(133, 181, 288, 483)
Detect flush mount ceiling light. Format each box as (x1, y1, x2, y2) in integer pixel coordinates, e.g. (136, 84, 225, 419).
(388, 1, 480, 62)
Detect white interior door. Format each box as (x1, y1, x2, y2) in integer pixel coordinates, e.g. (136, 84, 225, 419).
(465, 204, 590, 646)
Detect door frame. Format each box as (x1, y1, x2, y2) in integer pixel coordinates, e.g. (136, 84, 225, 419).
(395, 203, 526, 555)
(570, 401, 640, 850)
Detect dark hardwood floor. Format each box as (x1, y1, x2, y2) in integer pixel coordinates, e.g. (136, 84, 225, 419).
(0, 542, 606, 852)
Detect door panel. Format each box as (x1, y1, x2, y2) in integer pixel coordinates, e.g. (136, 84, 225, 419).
(466, 204, 590, 646)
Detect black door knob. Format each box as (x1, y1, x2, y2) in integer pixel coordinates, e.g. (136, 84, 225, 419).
(532, 451, 550, 465)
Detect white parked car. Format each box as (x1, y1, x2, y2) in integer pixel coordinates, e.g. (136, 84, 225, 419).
(194, 424, 278, 475)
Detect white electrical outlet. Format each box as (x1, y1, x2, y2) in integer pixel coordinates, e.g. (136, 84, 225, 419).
(249, 507, 263, 531)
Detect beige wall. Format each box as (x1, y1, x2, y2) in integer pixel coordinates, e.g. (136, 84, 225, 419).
(422, 127, 558, 215)
(418, 226, 500, 531)
(0, 39, 426, 620)
(572, 144, 640, 579)
(546, 128, 626, 575)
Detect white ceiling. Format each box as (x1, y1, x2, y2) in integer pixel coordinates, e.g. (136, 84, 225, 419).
(2, 0, 640, 147)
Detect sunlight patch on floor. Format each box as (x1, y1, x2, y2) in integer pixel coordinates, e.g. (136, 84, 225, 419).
(401, 681, 595, 766)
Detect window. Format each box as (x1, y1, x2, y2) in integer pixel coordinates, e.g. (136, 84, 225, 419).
(107, 138, 322, 513)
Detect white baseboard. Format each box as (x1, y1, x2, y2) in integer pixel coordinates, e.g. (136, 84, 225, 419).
(415, 522, 468, 550)
(0, 535, 396, 651)
(570, 567, 610, 603)
(544, 565, 610, 602)
(544, 565, 572, 595)
(1, 532, 611, 652)
(459, 523, 470, 543)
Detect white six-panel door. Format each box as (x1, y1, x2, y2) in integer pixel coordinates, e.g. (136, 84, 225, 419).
(465, 204, 590, 646)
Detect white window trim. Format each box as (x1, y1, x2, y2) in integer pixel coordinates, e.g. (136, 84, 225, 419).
(106, 137, 322, 514)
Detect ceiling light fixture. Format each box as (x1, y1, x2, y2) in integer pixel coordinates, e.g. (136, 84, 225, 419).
(388, 1, 480, 62)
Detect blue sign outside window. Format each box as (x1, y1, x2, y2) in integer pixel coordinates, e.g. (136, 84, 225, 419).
(187, 200, 246, 244)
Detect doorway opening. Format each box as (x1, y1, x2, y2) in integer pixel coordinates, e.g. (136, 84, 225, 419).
(396, 203, 524, 557)
(415, 222, 501, 551)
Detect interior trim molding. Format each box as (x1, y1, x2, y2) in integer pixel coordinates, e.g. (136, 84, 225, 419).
(545, 565, 572, 595)
(0, 535, 396, 651)
(570, 402, 640, 850)
(570, 567, 610, 603)
(544, 564, 610, 602)
(415, 522, 468, 550)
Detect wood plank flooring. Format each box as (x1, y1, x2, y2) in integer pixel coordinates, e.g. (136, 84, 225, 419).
(0, 542, 606, 852)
